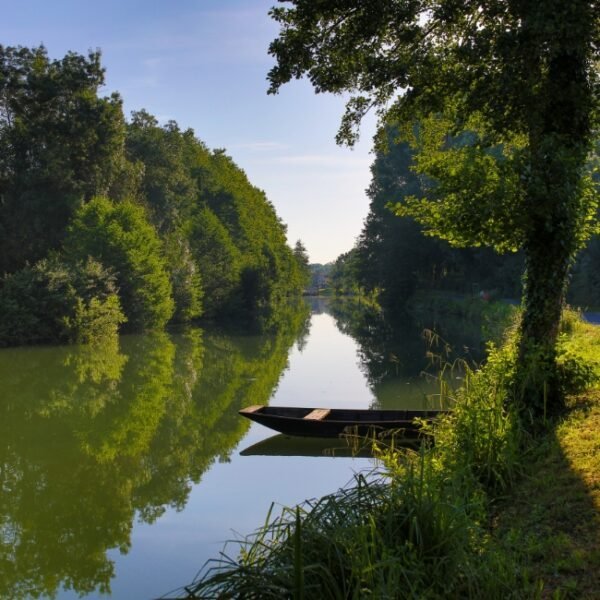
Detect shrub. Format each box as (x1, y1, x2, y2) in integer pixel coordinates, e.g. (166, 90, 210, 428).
(0, 256, 125, 346)
(557, 309, 600, 388)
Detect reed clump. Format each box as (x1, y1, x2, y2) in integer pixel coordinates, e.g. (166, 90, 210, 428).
(178, 309, 599, 599)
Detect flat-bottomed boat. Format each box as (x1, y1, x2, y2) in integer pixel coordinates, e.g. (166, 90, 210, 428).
(238, 405, 447, 438)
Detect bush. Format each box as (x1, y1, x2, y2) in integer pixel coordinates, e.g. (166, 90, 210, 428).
(0, 256, 126, 346)
(555, 309, 600, 395)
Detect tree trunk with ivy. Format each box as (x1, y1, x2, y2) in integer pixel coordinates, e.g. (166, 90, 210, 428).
(517, 29, 593, 416)
(518, 223, 574, 417)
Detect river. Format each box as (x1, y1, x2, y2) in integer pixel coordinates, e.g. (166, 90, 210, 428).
(0, 298, 488, 599)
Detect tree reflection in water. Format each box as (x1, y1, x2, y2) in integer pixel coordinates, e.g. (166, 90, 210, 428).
(327, 299, 487, 409)
(0, 302, 309, 598)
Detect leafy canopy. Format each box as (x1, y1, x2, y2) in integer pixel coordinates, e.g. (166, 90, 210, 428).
(268, 0, 600, 411)
(268, 0, 600, 251)
(0, 45, 126, 272)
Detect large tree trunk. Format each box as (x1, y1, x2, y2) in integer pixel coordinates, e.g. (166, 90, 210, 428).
(516, 127, 588, 417)
(515, 4, 593, 417)
(517, 223, 572, 417)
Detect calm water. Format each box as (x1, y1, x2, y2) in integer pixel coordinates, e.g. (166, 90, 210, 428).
(0, 299, 485, 599)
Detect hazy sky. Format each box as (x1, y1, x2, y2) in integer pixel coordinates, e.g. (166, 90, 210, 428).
(1, 0, 378, 264)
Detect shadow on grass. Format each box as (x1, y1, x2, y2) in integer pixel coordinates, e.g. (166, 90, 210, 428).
(494, 391, 600, 598)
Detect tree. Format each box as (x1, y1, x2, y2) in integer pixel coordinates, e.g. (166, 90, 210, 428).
(192, 148, 305, 320)
(293, 239, 311, 288)
(0, 256, 125, 346)
(356, 132, 445, 304)
(124, 110, 211, 322)
(268, 0, 600, 414)
(65, 197, 174, 331)
(0, 45, 126, 274)
(329, 249, 360, 296)
(355, 128, 524, 306)
(188, 205, 242, 317)
(125, 110, 202, 233)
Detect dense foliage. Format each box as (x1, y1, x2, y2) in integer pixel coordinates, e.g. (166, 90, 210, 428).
(353, 131, 524, 307)
(324, 132, 600, 316)
(0, 46, 126, 275)
(0, 46, 305, 345)
(267, 0, 600, 414)
(64, 197, 175, 331)
(0, 256, 125, 346)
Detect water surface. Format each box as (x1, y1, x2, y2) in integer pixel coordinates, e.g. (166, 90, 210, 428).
(0, 299, 484, 599)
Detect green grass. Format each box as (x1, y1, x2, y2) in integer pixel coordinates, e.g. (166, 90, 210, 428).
(494, 388, 600, 598)
(493, 314, 600, 598)
(183, 464, 525, 599)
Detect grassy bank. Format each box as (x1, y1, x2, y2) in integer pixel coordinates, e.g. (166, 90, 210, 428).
(173, 311, 599, 599)
(495, 389, 600, 597)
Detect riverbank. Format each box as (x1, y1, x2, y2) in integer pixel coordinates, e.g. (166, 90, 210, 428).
(178, 310, 599, 599)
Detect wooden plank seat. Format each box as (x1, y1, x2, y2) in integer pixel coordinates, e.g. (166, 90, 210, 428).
(303, 408, 331, 421)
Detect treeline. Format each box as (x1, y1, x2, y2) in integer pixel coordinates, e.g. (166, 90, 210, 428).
(330, 129, 600, 309)
(0, 46, 309, 346)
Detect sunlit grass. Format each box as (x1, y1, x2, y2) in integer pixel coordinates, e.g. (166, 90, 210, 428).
(490, 314, 600, 598)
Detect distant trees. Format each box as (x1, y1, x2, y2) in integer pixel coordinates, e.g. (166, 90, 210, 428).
(355, 134, 444, 304)
(329, 250, 360, 296)
(353, 130, 523, 308)
(124, 112, 306, 323)
(293, 240, 311, 289)
(338, 129, 596, 312)
(308, 263, 332, 294)
(0, 46, 305, 346)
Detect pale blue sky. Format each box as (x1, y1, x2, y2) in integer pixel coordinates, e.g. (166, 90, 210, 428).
(1, 0, 378, 263)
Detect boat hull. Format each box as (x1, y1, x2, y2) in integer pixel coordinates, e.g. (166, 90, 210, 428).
(239, 405, 447, 438)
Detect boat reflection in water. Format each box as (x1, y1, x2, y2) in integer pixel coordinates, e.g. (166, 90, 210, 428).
(239, 432, 422, 458)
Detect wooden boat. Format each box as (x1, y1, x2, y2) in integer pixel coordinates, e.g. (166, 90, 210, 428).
(238, 405, 448, 438)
